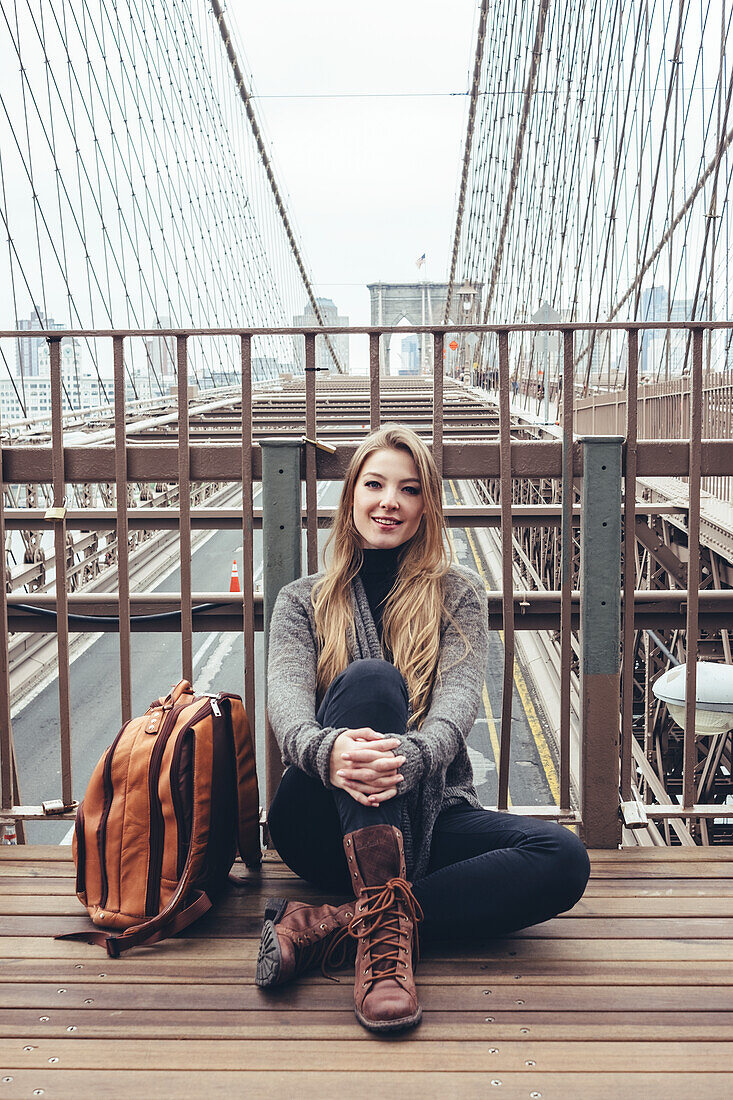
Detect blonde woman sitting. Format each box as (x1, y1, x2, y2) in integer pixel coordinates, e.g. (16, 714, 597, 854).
(258, 424, 590, 1033)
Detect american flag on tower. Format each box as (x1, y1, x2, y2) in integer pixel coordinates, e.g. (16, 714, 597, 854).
(415, 253, 426, 268)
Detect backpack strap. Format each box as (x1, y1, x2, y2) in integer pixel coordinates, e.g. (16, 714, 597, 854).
(221, 694, 261, 869)
(55, 890, 212, 957)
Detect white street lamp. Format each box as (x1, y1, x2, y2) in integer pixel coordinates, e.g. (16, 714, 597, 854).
(652, 662, 733, 735)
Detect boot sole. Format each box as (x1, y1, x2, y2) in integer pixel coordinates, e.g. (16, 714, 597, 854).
(355, 1004, 423, 1033)
(255, 897, 289, 988)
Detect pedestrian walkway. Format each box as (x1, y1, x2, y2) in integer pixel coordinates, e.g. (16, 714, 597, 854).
(1, 845, 732, 1098)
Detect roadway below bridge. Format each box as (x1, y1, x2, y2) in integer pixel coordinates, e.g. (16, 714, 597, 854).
(11, 480, 561, 843)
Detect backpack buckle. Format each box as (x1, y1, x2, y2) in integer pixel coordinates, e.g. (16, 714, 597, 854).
(105, 937, 121, 959)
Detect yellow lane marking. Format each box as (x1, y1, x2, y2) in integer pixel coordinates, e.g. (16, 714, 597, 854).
(449, 480, 559, 807)
(512, 658, 560, 807)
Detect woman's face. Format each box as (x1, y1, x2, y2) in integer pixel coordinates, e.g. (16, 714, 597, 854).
(352, 446, 425, 550)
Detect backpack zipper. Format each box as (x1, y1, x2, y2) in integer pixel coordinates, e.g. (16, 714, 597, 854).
(170, 729, 195, 879)
(97, 728, 127, 909)
(143, 701, 191, 917)
(145, 697, 220, 917)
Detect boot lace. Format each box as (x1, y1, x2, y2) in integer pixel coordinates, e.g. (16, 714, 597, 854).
(347, 877, 424, 984)
(288, 924, 355, 982)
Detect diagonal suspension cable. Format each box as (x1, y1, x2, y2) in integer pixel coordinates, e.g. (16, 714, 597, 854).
(444, 0, 490, 324)
(209, 0, 345, 374)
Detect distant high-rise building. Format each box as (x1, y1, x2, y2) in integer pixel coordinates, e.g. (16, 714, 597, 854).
(15, 310, 64, 377)
(144, 318, 176, 389)
(36, 338, 84, 379)
(639, 286, 696, 376)
(292, 298, 349, 373)
(400, 335, 420, 374)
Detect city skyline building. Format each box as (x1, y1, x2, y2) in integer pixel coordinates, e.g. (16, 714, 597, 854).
(292, 298, 349, 373)
(15, 310, 65, 377)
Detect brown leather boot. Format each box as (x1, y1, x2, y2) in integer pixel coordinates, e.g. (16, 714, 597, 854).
(255, 896, 356, 988)
(343, 824, 423, 1032)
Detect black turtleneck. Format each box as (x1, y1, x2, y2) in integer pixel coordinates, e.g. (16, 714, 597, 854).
(358, 547, 401, 640)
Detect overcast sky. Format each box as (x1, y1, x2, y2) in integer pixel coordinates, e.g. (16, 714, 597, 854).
(231, 0, 478, 331)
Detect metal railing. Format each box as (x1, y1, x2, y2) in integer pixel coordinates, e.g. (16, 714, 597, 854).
(0, 322, 731, 848)
(575, 373, 733, 504)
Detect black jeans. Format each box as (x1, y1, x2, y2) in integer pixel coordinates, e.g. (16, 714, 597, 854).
(268, 659, 591, 940)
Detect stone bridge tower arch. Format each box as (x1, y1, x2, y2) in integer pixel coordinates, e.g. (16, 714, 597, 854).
(367, 281, 482, 375)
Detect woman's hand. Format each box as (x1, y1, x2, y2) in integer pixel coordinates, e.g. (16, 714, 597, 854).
(330, 728, 406, 807)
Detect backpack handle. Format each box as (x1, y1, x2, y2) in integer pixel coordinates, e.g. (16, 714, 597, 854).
(155, 679, 193, 709)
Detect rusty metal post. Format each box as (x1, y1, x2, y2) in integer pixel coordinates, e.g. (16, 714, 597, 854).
(261, 439, 302, 808)
(49, 336, 73, 811)
(579, 436, 623, 848)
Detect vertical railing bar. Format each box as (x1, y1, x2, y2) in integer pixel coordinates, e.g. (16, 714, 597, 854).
(559, 328, 574, 813)
(49, 336, 73, 808)
(113, 336, 131, 723)
(579, 436, 623, 848)
(369, 332, 380, 430)
(497, 329, 514, 812)
(0, 371, 14, 813)
(177, 335, 193, 683)
(261, 441, 302, 809)
(621, 328, 639, 801)
(683, 327, 703, 811)
(304, 333, 318, 575)
(433, 332, 444, 481)
(241, 336, 256, 749)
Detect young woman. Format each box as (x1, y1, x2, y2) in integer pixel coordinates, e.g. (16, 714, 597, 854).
(257, 424, 590, 1033)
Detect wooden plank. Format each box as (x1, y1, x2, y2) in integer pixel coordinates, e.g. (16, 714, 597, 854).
(8, 912, 733, 939)
(8, 894, 733, 918)
(0, 863, 76, 879)
(1, 982, 732, 1011)
(0, 878, 81, 895)
(4, 844, 731, 865)
(0, 846, 73, 861)
(3, 1009, 733, 1041)
(583, 880, 733, 896)
(570, 898, 733, 917)
(0, 1071, 731, 1100)
(588, 848, 733, 860)
(2, 958, 733, 986)
(3, 1038, 733, 1071)
(8, 874, 733, 898)
(2, 935, 732, 962)
(590, 864, 733, 878)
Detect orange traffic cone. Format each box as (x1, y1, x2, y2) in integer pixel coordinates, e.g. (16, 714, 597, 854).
(230, 559, 241, 593)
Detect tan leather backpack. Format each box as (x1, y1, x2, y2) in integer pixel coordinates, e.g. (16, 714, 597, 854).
(57, 679, 261, 956)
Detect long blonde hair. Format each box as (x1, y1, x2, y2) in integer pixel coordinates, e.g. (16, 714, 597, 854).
(312, 425, 451, 727)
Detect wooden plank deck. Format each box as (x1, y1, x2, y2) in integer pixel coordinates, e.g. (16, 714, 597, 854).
(1, 846, 733, 1098)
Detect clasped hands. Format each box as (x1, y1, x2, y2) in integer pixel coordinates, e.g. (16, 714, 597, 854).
(329, 728, 406, 807)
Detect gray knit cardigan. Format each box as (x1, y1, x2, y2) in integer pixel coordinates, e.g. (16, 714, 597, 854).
(266, 563, 489, 878)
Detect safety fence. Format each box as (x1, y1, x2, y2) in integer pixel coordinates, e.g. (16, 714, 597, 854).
(0, 322, 731, 848)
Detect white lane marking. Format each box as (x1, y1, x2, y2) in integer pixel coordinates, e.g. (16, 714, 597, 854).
(467, 743, 497, 787)
(196, 632, 239, 693)
(60, 822, 75, 844)
(192, 556, 263, 676)
(193, 629, 220, 670)
(13, 633, 104, 720)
